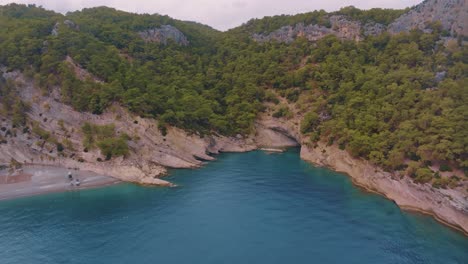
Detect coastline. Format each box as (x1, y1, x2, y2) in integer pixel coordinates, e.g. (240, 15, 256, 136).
(1, 145, 467, 236)
(0, 165, 120, 201)
(0, 75, 465, 235)
(349, 175, 468, 236)
(300, 142, 468, 236)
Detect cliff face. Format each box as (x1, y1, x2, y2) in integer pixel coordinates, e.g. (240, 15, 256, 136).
(252, 15, 385, 43)
(138, 25, 189, 46)
(388, 0, 468, 36)
(253, 0, 468, 44)
(0, 70, 296, 185)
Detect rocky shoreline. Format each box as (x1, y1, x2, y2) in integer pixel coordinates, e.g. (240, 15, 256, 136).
(300, 142, 468, 236)
(0, 71, 466, 235)
(256, 115, 468, 235)
(1, 124, 467, 235)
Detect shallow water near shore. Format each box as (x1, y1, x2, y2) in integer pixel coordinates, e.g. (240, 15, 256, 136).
(0, 149, 467, 264)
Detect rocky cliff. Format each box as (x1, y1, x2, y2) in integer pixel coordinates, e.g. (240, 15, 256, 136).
(0, 69, 294, 186)
(138, 25, 189, 46)
(252, 15, 385, 43)
(388, 0, 468, 36)
(253, 0, 467, 43)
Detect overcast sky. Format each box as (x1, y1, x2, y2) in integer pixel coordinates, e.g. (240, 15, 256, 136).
(1, 0, 422, 30)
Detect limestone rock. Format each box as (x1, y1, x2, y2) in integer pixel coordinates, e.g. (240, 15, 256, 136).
(388, 0, 468, 36)
(252, 15, 386, 43)
(51, 19, 78, 36)
(138, 25, 189, 46)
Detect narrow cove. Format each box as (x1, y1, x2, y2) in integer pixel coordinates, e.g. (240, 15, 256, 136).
(0, 149, 466, 264)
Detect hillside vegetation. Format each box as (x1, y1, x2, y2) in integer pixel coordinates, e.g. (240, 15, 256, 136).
(0, 3, 466, 187)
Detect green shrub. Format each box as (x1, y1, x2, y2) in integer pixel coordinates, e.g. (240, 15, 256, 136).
(264, 91, 279, 104)
(81, 122, 129, 159)
(97, 137, 129, 159)
(414, 168, 433, 184)
(272, 106, 291, 118)
(439, 164, 452, 172)
(158, 123, 168, 136)
(432, 178, 448, 189)
(56, 142, 64, 152)
(300, 111, 319, 134)
(32, 122, 56, 144)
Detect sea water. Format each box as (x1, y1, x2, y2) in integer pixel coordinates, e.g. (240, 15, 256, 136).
(0, 149, 466, 264)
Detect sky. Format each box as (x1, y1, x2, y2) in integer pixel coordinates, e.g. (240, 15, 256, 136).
(1, 0, 422, 30)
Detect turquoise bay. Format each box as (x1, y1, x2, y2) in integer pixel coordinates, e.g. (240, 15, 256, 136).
(0, 149, 467, 264)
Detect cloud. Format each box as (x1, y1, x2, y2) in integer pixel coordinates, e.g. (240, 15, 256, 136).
(0, 0, 422, 30)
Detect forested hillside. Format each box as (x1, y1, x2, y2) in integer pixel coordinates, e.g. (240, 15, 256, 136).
(0, 3, 467, 187)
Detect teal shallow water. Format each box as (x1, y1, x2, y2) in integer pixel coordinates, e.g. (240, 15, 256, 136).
(0, 149, 467, 264)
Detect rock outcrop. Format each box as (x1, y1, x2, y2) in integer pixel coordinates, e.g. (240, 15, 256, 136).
(252, 15, 385, 43)
(51, 20, 78, 36)
(0, 69, 258, 186)
(388, 0, 468, 36)
(253, 0, 468, 44)
(138, 25, 189, 46)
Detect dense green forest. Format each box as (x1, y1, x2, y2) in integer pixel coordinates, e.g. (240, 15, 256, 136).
(0, 4, 466, 184)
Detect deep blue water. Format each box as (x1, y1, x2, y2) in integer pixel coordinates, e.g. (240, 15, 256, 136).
(0, 149, 467, 264)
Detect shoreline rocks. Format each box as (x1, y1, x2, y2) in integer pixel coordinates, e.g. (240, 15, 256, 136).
(300, 141, 468, 235)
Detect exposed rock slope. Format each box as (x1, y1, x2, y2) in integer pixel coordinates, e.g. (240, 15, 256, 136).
(254, 0, 468, 43)
(389, 0, 468, 36)
(138, 25, 189, 45)
(0, 70, 293, 186)
(253, 15, 385, 43)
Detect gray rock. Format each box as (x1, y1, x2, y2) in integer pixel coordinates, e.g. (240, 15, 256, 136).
(50, 20, 78, 36)
(388, 0, 468, 36)
(435, 71, 447, 82)
(138, 25, 189, 46)
(363, 22, 386, 36)
(63, 20, 77, 29)
(252, 15, 386, 43)
(51, 22, 59, 36)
